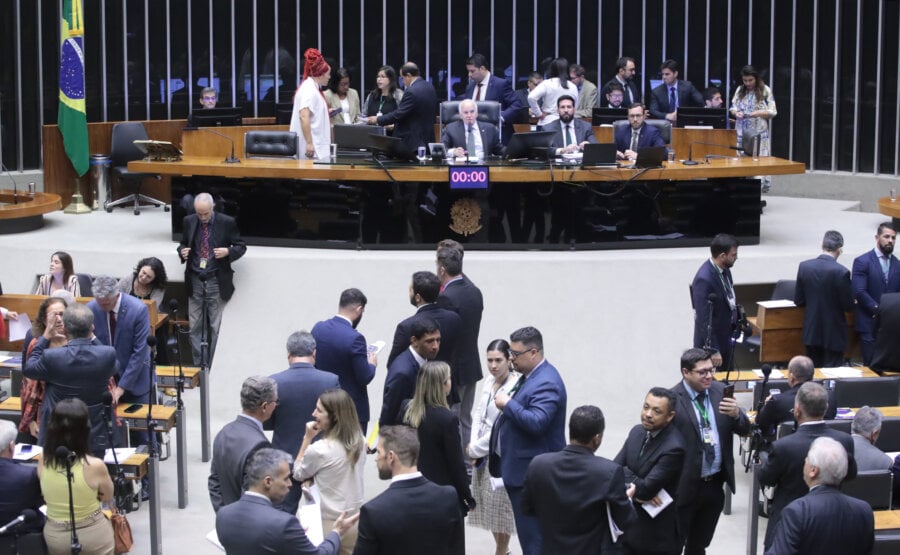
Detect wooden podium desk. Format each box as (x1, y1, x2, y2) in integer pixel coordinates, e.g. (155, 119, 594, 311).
(155, 364, 210, 469)
(728, 367, 880, 392)
(748, 302, 857, 363)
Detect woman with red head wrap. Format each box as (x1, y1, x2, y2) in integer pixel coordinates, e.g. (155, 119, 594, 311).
(289, 48, 332, 159)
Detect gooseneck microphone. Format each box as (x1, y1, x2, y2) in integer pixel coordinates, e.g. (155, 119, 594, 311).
(704, 293, 717, 354)
(1, 161, 19, 204)
(168, 299, 179, 320)
(185, 127, 240, 164)
(756, 363, 774, 412)
(683, 142, 743, 165)
(0, 509, 37, 534)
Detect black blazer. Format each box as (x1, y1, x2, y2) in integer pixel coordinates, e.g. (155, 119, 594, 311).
(691, 259, 737, 360)
(415, 406, 473, 512)
(440, 120, 503, 157)
(354, 475, 464, 555)
(522, 444, 637, 555)
(437, 275, 484, 388)
(178, 211, 247, 301)
(851, 248, 900, 336)
(379, 350, 419, 427)
(648, 80, 704, 119)
(795, 254, 853, 351)
(614, 424, 685, 552)
(756, 383, 838, 436)
(376, 77, 438, 153)
(266, 362, 340, 456)
(0, 458, 45, 533)
(542, 119, 598, 150)
(386, 303, 462, 368)
(602, 76, 640, 108)
(613, 122, 666, 153)
(463, 74, 523, 130)
(208, 416, 270, 512)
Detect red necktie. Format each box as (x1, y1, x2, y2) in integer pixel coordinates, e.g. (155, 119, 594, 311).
(475, 83, 483, 101)
(200, 222, 210, 259)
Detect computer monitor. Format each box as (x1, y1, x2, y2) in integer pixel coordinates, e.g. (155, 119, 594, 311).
(275, 102, 293, 125)
(333, 124, 386, 151)
(592, 107, 628, 126)
(368, 134, 419, 162)
(187, 106, 244, 127)
(504, 131, 556, 160)
(675, 107, 727, 129)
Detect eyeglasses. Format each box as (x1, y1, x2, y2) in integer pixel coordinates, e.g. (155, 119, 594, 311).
(691, 369, 716, 377)
(508, 348, 535, 359)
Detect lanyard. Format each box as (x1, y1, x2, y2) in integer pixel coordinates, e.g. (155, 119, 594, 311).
(694, 396, 710, 427)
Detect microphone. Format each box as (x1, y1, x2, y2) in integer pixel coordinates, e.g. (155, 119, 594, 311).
(708, 292, 718, 302)
(168, 299, 179, 319)
(0, 509, 37, 534)
(683, 142, 743, 165)
(102, 391, 113, 407)
(55, 445, 76, 462)
(185, 127, 240, 164)
(1, 161, 19, 204)
(761, 363, 773, 379)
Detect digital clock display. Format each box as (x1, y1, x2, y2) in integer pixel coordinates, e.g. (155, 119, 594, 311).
(448, 165, 489, 190)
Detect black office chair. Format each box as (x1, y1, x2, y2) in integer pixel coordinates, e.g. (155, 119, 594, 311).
(439, 100, 502, 127)
(776, 419, 852, 439)
(833, 376, 900, 408)
(76, 273, 93, 297)
(872, 292, 900, 374)
(873, 533, 900, 555)
(244, 131, 299, 159)
(840, 469, 893, 510)
(613, 119, 672, 144)
(106, 122, 168, 215)
(875, 417, 900, 452)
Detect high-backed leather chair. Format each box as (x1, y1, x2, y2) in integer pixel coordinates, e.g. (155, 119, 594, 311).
(613, 119, 673, 144)
(244, 130, 299, 159)
(107, 122, 167, 215)
(439, 100, 501, 127)
(834, 376, 900, 408)
(840, 469, 893, 510)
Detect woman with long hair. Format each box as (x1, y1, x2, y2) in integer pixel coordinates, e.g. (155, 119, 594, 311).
(363, 65, 403, 122)
(118, 256, 167, 310)
(39, 398, 115, 555)
(403, 361, 474, 515)
(325, 67, 361, 125)
(18, 296, 68, 440)
(294, 389, 365, 555)
(33, 251, 81, 296)
(466, 340, 520, 554)
(730, 65, 778, 191)
(527, 57, 578, 125)
(289, 48, 332, 160)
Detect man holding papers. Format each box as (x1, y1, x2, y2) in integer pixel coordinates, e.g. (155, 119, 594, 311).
(614, 388, 686, 555)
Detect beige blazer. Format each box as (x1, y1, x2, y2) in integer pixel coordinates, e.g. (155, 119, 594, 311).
(324, 88, 361, 126)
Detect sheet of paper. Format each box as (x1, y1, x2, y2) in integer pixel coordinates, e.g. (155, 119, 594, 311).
(758, 299, 796, 308)
(752, 368, 785, 379)
(641, 488, 674, 518)
(205, 529, 225, 551)
(607, 502, 624, 542)
(299, 485, 324, 545)
(367, 340, 385, 355)
(7, 313, 31, 341)
(104, 448, 138, 464)
(14, 443, 42, 461)
(820, 367, 863, 378)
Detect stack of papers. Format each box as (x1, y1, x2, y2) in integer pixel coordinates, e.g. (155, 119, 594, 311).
(819, 367, 863, 378)
(104, 448, 138, 463)
(758, 300, 796, 308)
(752, 368, 785, 379)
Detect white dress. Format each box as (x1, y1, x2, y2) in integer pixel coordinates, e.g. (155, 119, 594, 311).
(289, 77, 331, 160)
(527, 77, 579, 125)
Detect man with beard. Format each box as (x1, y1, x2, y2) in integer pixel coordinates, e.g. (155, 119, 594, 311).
(690, 234, 741, 371)
(614, 103, 666, 161)
(851, 222, 900, 365)
(387, 271, 460, 368)
(602, 56, 640, 108)
(311, 288, 378, 432)
(543, 95, 597, 156)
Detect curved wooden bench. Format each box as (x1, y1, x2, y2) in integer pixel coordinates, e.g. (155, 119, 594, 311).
(0, 190, 62, 233)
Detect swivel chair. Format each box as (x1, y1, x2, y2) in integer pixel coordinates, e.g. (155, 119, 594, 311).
(106, 122, 168, 215)
(613, 118, 673, 144)
(439, 100, 502, 128)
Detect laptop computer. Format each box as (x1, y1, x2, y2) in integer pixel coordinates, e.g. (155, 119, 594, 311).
(634, 146, 667, 169)
(581, 143, 618, 167)
(334, 124, 386, 156)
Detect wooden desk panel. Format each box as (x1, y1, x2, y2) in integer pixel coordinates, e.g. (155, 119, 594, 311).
(155, 365, 201, 388)
(116, 403, 176, 431)
(730, 367, 881, 383)
(181, 124, 290, 158)
(875, 509, 900, 531)
(751, 304, 857, 362)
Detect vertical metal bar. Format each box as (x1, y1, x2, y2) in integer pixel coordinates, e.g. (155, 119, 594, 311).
(532, 0, 537, 71)
(123, 0, 129, 120)
(490, 0, 495, 76)
(317, 0, 322, 51)
(447, 0, 451, 100)
(338, 0, 343, 66)
(166, 0, 172, 119)
(186, 0, 194, 107)
(706, 0, 711, 87)
(404, 0, 408, 62)
(873, 0, 883, 174)
(361, 0, 365, 99)
(748, 0, 753, 64)
(642, 0, 648, 91)
(554, 0, 559, 57)
(661, 0, 666, 62)
(100, 0, 107, 121)
(252, 0, 258, 117)
(15, 0, 23, 170)
(619, 0, 624, 56)
(830, 0, 839, 172)
(275, 0, 281, 100)
(851, 0, 862, 173)
(145, 0, 151, 119)
(769, 0, 775, 140)
(512, 0, 517, 86)
(37, 0, 45, 158)
(806, 0, 815, 166)
(230, 0, 236, 109)
(576, 0, 581, 63)
(596, 0, 601, 84)
(295, 0, 300, 89)
(895, 3, 900, 175)
(425, 0, 430, 82)
(684, 0, 689, 76)
(382, 0, 386, 63)
(468, 0, 473, 56)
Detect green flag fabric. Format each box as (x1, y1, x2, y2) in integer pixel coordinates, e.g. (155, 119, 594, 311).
(58, 0, 89, 176)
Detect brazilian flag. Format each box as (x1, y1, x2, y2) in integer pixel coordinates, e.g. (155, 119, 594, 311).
(58, 0, 89, 176)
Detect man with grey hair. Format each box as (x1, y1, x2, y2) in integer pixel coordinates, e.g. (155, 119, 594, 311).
(266, 331, 339, 513)
(216, 448, 357, 554)
(766, 437, 874, 555)
(756, 355, 837, 437)
(759, 381, 856, 550)
(851, 406, 893, 471)
(440, 98, 502, 160)
(794, 230, 854, 367)
(0, 420, 45, 534)
(177, 191, 247, 367)
(25, 303, 119, 456)
(209, 375, 277, 512)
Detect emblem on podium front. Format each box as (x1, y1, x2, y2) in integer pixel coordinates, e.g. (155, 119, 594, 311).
(449, 198, 482, 236)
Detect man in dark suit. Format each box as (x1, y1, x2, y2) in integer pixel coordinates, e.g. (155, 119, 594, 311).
(311, 288, 377, 432)
(0, 421, 44, 534)
(380, 318, 441, 426)
(523, 405, 636, 554)
(463, 53, 522, 144)
(543, 95, 598, 154)
(372, 62, 437, 153)
(851, 222, 900, 365)
(177, 192, 247, 366)
(436, 240, 484, 463)
(758, 381, 856, 550)
(26, 303, 119, 456)
(794, 230, 854, 367)
(756, 355, 837, 438)
(690, 233, 740, 371)
(209, 375, 277, 512)
(490, 326, 567, 555)
(614, 388, 686, 555)
(516, 72, 544, 117)
(602, 56, 640, 108)
(766, 437, 873, 555)
(266, 330, 340, 514)
(387, 271, 460, 367)
(217, 448, 357, 554)
(648, 59, 704, 123)
(614, 102, 666, 161)
(441, 99, 503, 160)
(354, 425, 464, 555)
(670, 348, 749, 555)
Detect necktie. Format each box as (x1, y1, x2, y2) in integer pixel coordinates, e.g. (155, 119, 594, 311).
(109, 311, 116, 344)
(638, 431, 651, 459)
(669, 86, 677, 112)
(199, 222, 210, 260)
(565, 125, 573, 147)
(695, 392, 716, 464)
(723, 268, 735, 299)
(466, 125, 477, 157)
(630, 130, 639, 152)
(881, 256, 890, 282)
(475, 83, 483, 101)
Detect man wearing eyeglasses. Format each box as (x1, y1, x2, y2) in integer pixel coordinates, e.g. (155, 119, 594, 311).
(489, 326, 567, 555)
(199, 86, 218, 109)
(670, 348, 749, 555)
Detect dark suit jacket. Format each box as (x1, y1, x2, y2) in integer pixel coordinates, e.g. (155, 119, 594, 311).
(386, 303, 461, 368)
(416, 406, 472, 511)
(379, 349, 419, 426)
(670, 380, 750, 506)
(88, 294, 151, 401)
(649, 80, 704, 119)
(177, 211, 247, 301)
(795, 254, 853, 351)
(765, 485, 874, 555)
(463, 74, 522, 136)
(691, 259, 737, 361)
(440, 120, 503, 157)
(216, 492, 341, 555)
(602, 76, 640, 108)
(437, 275, 483, 388)
(24, 336, 119, 455)
(851, 248, 900, 336)
(490, 359, 567, 488)
(266, 362, 340, 456)
(208, 415, 270, 512)
(311, 316, 377, 425)
(613, 122, 666, 153)
(758, 421, 857, 547)
(0, 457, 45, 533)
(522, 445, 637, 555)
(353, 475, 464, 555)
(377, 77, 437, 153)
(756, 383, 838, 436)
(542, 119, 598, 150)
(613, 424, 685, 552)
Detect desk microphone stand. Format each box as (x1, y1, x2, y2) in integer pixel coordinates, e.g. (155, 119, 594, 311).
(56, 446, 81, 554)
(145, 338, 162, 555)
(198, 272, 212, 462)
(101, 393, 130, 512)
(166, 304, 190, 509)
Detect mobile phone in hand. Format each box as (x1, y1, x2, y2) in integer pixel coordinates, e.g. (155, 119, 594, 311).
(723, 384, 735, 399)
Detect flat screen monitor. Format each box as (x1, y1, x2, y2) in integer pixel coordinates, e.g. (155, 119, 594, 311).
(333, 124, 386, 151)
(504, 131, 556, 160)
(368, 134, 419, 162)
(187, 107, 244, 127)
(275, 102, 293, 125)
(592, 107, 628, 126)
(675, 107, 727, 129)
